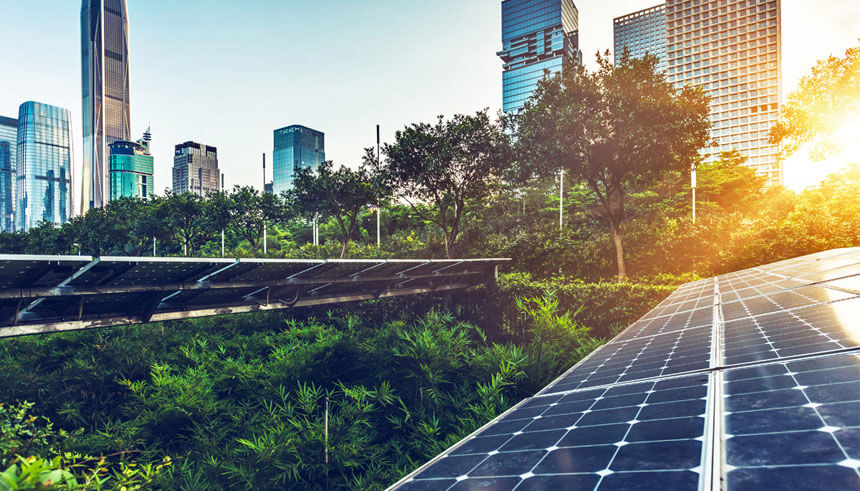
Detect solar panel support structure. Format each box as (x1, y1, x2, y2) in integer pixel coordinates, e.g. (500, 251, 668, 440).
(0, 255, 508, 338)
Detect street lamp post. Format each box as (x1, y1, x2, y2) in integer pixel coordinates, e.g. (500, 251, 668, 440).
(559, 169, 564, 236)
(691, 164, 697, 223)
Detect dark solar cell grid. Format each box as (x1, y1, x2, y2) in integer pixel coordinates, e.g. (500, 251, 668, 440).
(540, 325, 711, 394)
(399, 375, 709, 491)
(721, 285, 856, 322)
(724, 352, 860, 490)
(616, 306, 712, 342)
(723, 298, 860, 366)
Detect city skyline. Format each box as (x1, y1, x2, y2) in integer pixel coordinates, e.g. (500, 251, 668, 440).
(1, 1, 857, 197)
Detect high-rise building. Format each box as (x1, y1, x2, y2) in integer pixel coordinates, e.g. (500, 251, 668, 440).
(0, 116, 17, 232)
(16, 102, 73, 231)
(272, 125, 324, 195)
(498, 0, 583, 114)
(172, 141, 220, 196)
(615, 1, 782, 183)
(81, 0, 131, 212)
(614, 5, 667, 71)
(109, 128, 154, 200)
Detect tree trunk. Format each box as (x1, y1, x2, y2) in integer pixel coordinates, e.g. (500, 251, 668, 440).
(340, 239, 348, 258)
(443, 232, 452, 259)
(610, 220, 627, 279)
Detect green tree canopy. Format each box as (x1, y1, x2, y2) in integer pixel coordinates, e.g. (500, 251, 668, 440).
(770, 42, 860, 159)
(288, 160, 386, 258)
(515, 52, 711, 278)
(382, 111, 511, 258)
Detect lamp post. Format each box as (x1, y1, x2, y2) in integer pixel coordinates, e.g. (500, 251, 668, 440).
(559, 169, 564, 236)
(691, 163, 697, 223)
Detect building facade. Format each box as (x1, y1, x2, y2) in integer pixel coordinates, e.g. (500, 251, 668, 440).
(498, 0, 582, 113)
(272, 125, 324, 195)
(81, 0, 131, 212)
(172, 141, 220, 196)
(0, 116, 17, 232)
(109, 129, 153, 200)
(614, 0, 782, 183)
(614, 4, 667, 71)
(16, 102, 73, 231)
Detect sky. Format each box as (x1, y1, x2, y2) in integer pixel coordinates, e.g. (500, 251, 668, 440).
(1, 0, 858, 211)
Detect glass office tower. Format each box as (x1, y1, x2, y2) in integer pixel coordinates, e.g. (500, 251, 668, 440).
(81, 0, 131, 212)
(109, 129, 153, 200)
(16, 102, 73, 231)
(172, 141, 221, 196)
(498, 0, 582, 113)
(0, 116, 17, 232)
(272, 125, 324, 195)
(614, 5, 667, 71)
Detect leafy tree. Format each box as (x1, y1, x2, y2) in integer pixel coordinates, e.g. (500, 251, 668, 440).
(158, 192, 212, 256)
(691, 150, 767, 214)
(225, 186, 290, 256)
(382, 111, 511, 258)
(770, 42, 860, 159)
(288, 160, 386, 258)
(515, 53, 711, 278)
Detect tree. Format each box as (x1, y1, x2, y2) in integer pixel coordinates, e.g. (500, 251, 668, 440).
(288, 160, 386, 258)
(692, 150, 767, 214)
(382, 111, 511, 258)
(158, 192, 211, 256)
(226, 186, 289, 256)
(515, 53, 711, 278)
(770, 43, 860, 159)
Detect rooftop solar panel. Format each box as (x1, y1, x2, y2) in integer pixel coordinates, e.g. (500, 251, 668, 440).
(391, 248, 860, 490)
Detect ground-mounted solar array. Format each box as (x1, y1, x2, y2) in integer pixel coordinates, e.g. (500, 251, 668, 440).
(0, 255, 508, 337)
(392, 248, 860, 490)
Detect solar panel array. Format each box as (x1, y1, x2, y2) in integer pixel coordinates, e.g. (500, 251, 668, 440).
(0, 255, 508, 337)
(392, 248, 860, 490)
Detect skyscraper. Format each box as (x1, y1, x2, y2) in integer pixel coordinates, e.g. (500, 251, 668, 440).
(109, 128, 154, 200)
(614, 5, 667, 71)
(0, 116, 17, 232)
(272, 125, 325, 195)
(615, 1, 783, 183)
(172, 141, 220, 196)
(81, 0, 131, 212)
(498, 0, 582, 114)
(16, 102, 73, 231)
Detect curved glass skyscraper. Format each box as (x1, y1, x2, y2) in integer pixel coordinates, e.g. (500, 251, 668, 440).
(16, 102, 73, 231)
(0, 115, 17, 232)
(272, 125, 324, 195)
(81, 0, 130, 213)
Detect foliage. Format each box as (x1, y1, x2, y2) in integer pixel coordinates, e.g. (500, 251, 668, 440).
(770, 42, 860, 159)
(288, 159, 387, 258)
(0, 401, 170, 490)
(382, 111, 511, 258)
(515, 52, 711, 278)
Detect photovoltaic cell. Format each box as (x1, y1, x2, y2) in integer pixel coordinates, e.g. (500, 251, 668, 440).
(399, 374, 709, 490)
(392, 248, 860, 490)
(724, 352, 860, 489)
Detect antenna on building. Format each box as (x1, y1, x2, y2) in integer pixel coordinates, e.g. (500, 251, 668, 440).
(143, 124, 151, 143)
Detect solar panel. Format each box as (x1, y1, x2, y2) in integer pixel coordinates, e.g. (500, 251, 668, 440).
(0, 256, 509, 337)
(391, 247, 860, 490)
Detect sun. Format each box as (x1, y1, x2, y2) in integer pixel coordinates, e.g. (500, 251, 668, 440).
(782, 115, 860, 192)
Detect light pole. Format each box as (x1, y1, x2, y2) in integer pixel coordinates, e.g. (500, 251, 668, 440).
(691, 163, 697, 223)
(559, 169, 564, 236)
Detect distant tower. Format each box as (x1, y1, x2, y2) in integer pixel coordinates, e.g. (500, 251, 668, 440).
(172, 141, 220, 196)
(498, 0, 582, 113)
(81, 0, 131, 212)
(109, 128, 154, 201)
(16, 102, 73, 231)
(613, 5, 666, 71)
(0, 115, 17, 232)
(272, 125, 324, 195)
